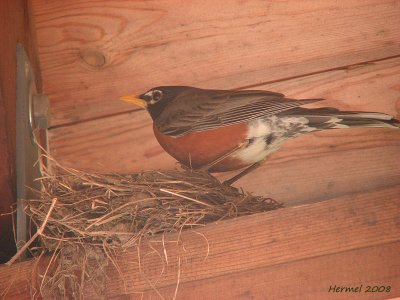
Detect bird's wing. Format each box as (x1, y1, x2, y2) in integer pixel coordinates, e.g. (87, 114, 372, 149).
(156, 89, 322, 137)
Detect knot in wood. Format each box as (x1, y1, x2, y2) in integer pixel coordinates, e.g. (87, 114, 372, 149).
(79, 50, 106, 68)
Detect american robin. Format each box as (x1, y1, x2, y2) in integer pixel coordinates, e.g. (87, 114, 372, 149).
(121, 86, 399, 185)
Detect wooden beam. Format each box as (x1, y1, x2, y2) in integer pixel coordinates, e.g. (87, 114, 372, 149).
(131, 242, 400, 300)
(31, 0, 400, 126)
(1, 185, 399, 299)
(48, 57, 400, 206)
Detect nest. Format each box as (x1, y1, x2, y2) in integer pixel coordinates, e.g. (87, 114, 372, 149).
(19, 160, 282, 298)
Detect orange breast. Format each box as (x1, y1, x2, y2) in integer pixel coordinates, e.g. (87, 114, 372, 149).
(153, 123, 250, 172)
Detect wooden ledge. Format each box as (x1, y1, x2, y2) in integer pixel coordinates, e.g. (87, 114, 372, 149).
(1, 185, 399, 299)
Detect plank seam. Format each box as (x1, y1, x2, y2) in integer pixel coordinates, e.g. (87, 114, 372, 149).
(48, 54, 400, 130)
(139, 240, 400, 293)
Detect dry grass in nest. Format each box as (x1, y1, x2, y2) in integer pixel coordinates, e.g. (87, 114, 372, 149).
(16, 158, 283, 298)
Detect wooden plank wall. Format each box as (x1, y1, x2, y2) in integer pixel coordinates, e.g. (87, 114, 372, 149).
(31, 0, 400, 206)
(7, 0, 397, 298)
(33, 0, 400, 126)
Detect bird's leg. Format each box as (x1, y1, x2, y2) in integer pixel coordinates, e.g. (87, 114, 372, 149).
(223, 162, 262, 186)
(200, 141, 249, 171)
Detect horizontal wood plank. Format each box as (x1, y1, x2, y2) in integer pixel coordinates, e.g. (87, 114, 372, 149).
(48, 57, 400, 205)
(134, 242, 400, 300)
(32, 0, 400, 126)
(1, 186, 399, 299)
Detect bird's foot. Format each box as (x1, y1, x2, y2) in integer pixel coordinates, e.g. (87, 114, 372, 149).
(223, 162, 261, 186)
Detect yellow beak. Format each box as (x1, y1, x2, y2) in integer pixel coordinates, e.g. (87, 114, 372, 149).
(119, 95, 148, 108)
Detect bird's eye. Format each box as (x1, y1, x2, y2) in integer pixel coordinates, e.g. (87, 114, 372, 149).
(152, 90, 163, 102)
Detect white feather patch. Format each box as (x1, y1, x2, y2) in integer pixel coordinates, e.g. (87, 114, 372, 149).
(246, 118, 273, 138)
(233, 137, 285, 164)
(232, 116, 318, 164)
(326, 117, 348, 129)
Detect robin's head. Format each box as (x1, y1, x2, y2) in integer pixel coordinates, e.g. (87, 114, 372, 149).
(120, 86, 195, 119)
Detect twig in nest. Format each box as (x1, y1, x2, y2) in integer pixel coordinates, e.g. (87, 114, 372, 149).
(6, 197, 57, 266)
(159, 188, 214, 207)
(172, 257, 181, 300)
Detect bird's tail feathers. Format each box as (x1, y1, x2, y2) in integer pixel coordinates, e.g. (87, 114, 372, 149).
(286, 107, 399, 130)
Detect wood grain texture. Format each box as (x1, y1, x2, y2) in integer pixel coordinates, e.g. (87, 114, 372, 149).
(0, 259, 36, 300)
(131, 242, 400, 300)
(31, 0, 400, 126)
(48, 57, 400, 206)
(1, 186, 399, 299)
